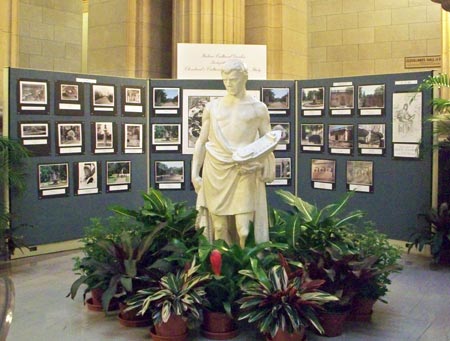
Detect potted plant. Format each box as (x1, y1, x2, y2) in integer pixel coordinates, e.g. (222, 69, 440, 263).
(125, 257, 210, 341)
(407, 202, 450, 265)
(197, 235, 286, 339)
(238, 256, 338, 341)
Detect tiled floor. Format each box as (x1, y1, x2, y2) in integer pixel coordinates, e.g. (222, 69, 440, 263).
(1, 250, 449, 341)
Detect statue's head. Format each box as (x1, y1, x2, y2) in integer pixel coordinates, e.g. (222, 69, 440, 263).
(221, 59, 248, 96)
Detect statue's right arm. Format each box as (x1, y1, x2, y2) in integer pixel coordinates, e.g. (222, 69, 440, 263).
(191, 104, 211, 193)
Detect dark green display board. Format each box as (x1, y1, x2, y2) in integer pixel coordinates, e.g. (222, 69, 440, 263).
(297, 72, 433, 240)
(7, 68, 148, 246)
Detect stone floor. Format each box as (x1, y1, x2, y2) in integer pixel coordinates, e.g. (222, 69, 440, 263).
(0, 250, 449, 341)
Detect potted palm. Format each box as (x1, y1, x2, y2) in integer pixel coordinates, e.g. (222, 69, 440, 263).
(125, 257, 210, 341)
(237, 257, 338, 341)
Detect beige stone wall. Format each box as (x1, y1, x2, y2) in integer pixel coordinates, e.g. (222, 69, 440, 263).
(17, 0, 82, 73)
(308, 0, 442, 79)
(88, 0, 172, 78)
(246, 0, 308, 80)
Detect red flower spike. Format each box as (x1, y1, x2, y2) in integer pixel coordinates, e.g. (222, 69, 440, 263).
(210, 249, 222, 276)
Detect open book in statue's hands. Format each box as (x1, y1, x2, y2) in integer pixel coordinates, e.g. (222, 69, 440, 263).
(232, 130, 282, 163)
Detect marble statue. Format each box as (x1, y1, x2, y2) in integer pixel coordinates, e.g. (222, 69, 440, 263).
(192, 59, 280, 247)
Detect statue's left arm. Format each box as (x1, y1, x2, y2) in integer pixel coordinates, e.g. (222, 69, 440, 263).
(255, 102, 275, 183)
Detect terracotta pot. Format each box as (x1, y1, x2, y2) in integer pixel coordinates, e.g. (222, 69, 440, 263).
(154, 314, 188, 337)
(90, 288, 103, 306)
(266, 327, 305, 341)
(117, 302, 151, 327)
(150, 327, 188, 341)
(348, 297, 376, 322)
(318, 308, 349, 337)
(201, 310, 239, 339)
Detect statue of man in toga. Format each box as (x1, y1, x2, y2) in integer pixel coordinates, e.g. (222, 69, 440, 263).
(192, 59, 277, 247)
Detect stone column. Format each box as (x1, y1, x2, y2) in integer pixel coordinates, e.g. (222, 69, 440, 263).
(172, 0, 245, 76)
(442, 9, 449, 99)
(246, 0, 307, 79)
(88, 0, 172, 78)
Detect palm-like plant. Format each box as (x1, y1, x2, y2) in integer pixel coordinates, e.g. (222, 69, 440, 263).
(237, 257, 338, 338)
(418, 73, 450, 146)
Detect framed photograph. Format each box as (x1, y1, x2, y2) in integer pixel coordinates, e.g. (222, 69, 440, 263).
(57, 122, 83, 154)
(20, 80, 47, 105)
(392, 92, 422, 143)
(347, 160, 374, 192)
(18, 79, 49, 114)
(124, 123, 144, 153)
(106, 161, 131, 192)
(57, 123, 82, 147)
(329, 86, 354, 115)
(358, 84, 385, 115)
(38, 163, 69, 197)
(268, 157, 292, 186)
(155, 161, 185, 189)
(301, 87, 325, 116)
(300, 124, 324, 152)
(311, 159, 336, 190)
(75, 161, 100, 195)
(262, 88, 290, 114)
(91, 84, 116, 115)
(271, 122, 290, 150)
(20, 122, 48, 138)
(122, 86, 145, 116)
(152, 123, 181, 152)
(55, 81, 84, 115)
(153, 88, 180, 114)
(328, 125, 353, 154)
(94, 122, 115, 153)
(358, 124, 386, 155)
(182, 89, 226, 154)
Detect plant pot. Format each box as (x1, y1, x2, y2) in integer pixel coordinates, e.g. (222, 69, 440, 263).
(348, 297, 376, 322)
(90, 288, 103, 306)
(318, 308, 349, 337)
(266, 327, 305, 341)
(85, 295, 118, 312)
(117, 302, 151, 327)
(150, 327, 188, 341)
(154, 314, 188, 337)
(201, 310, 239, 339)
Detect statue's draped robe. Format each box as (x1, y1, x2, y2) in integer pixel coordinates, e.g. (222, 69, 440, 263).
(195, 99, 274, 243)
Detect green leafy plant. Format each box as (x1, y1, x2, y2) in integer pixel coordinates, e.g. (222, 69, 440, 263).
(126, 257, 210, 327)
(270, 190, 363, 261)
(407, 202, 450, 263)
(237, 256, 338, 338)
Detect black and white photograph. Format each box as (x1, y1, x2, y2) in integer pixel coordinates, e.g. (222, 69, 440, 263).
(155, 161, 184, 183)
(20, 80, 47, 104)
(107, 161, 131, 185)
(95, 122, 114, 149)
(152, 124, 181, 145)
(57, 123, 82, 147)
(93, 84, 115, 107)
(125, 123, 143, 149)
(329, 86, 354, 110)
(271, 123, 290, 146)
(301, 124, 324, 146)
(153, 88, 180, 108)
(262, 88, 290, 110)
(38, 163, 69, 190)
(328, 125, 354, 149)
(358, 84, 385, 111)
(392, 92, 422, 143)
(301, 87, 325, 109)
(358, 124, 385, 149)
(275, 158, 291, 179)
(20, 123, 48, 138)
(60, 84, 79, 101)
(78, 161, 98, 191)
(125, 87, 141, 104)
(347, 160, 373, 186)
(311, 159, 336, 183)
